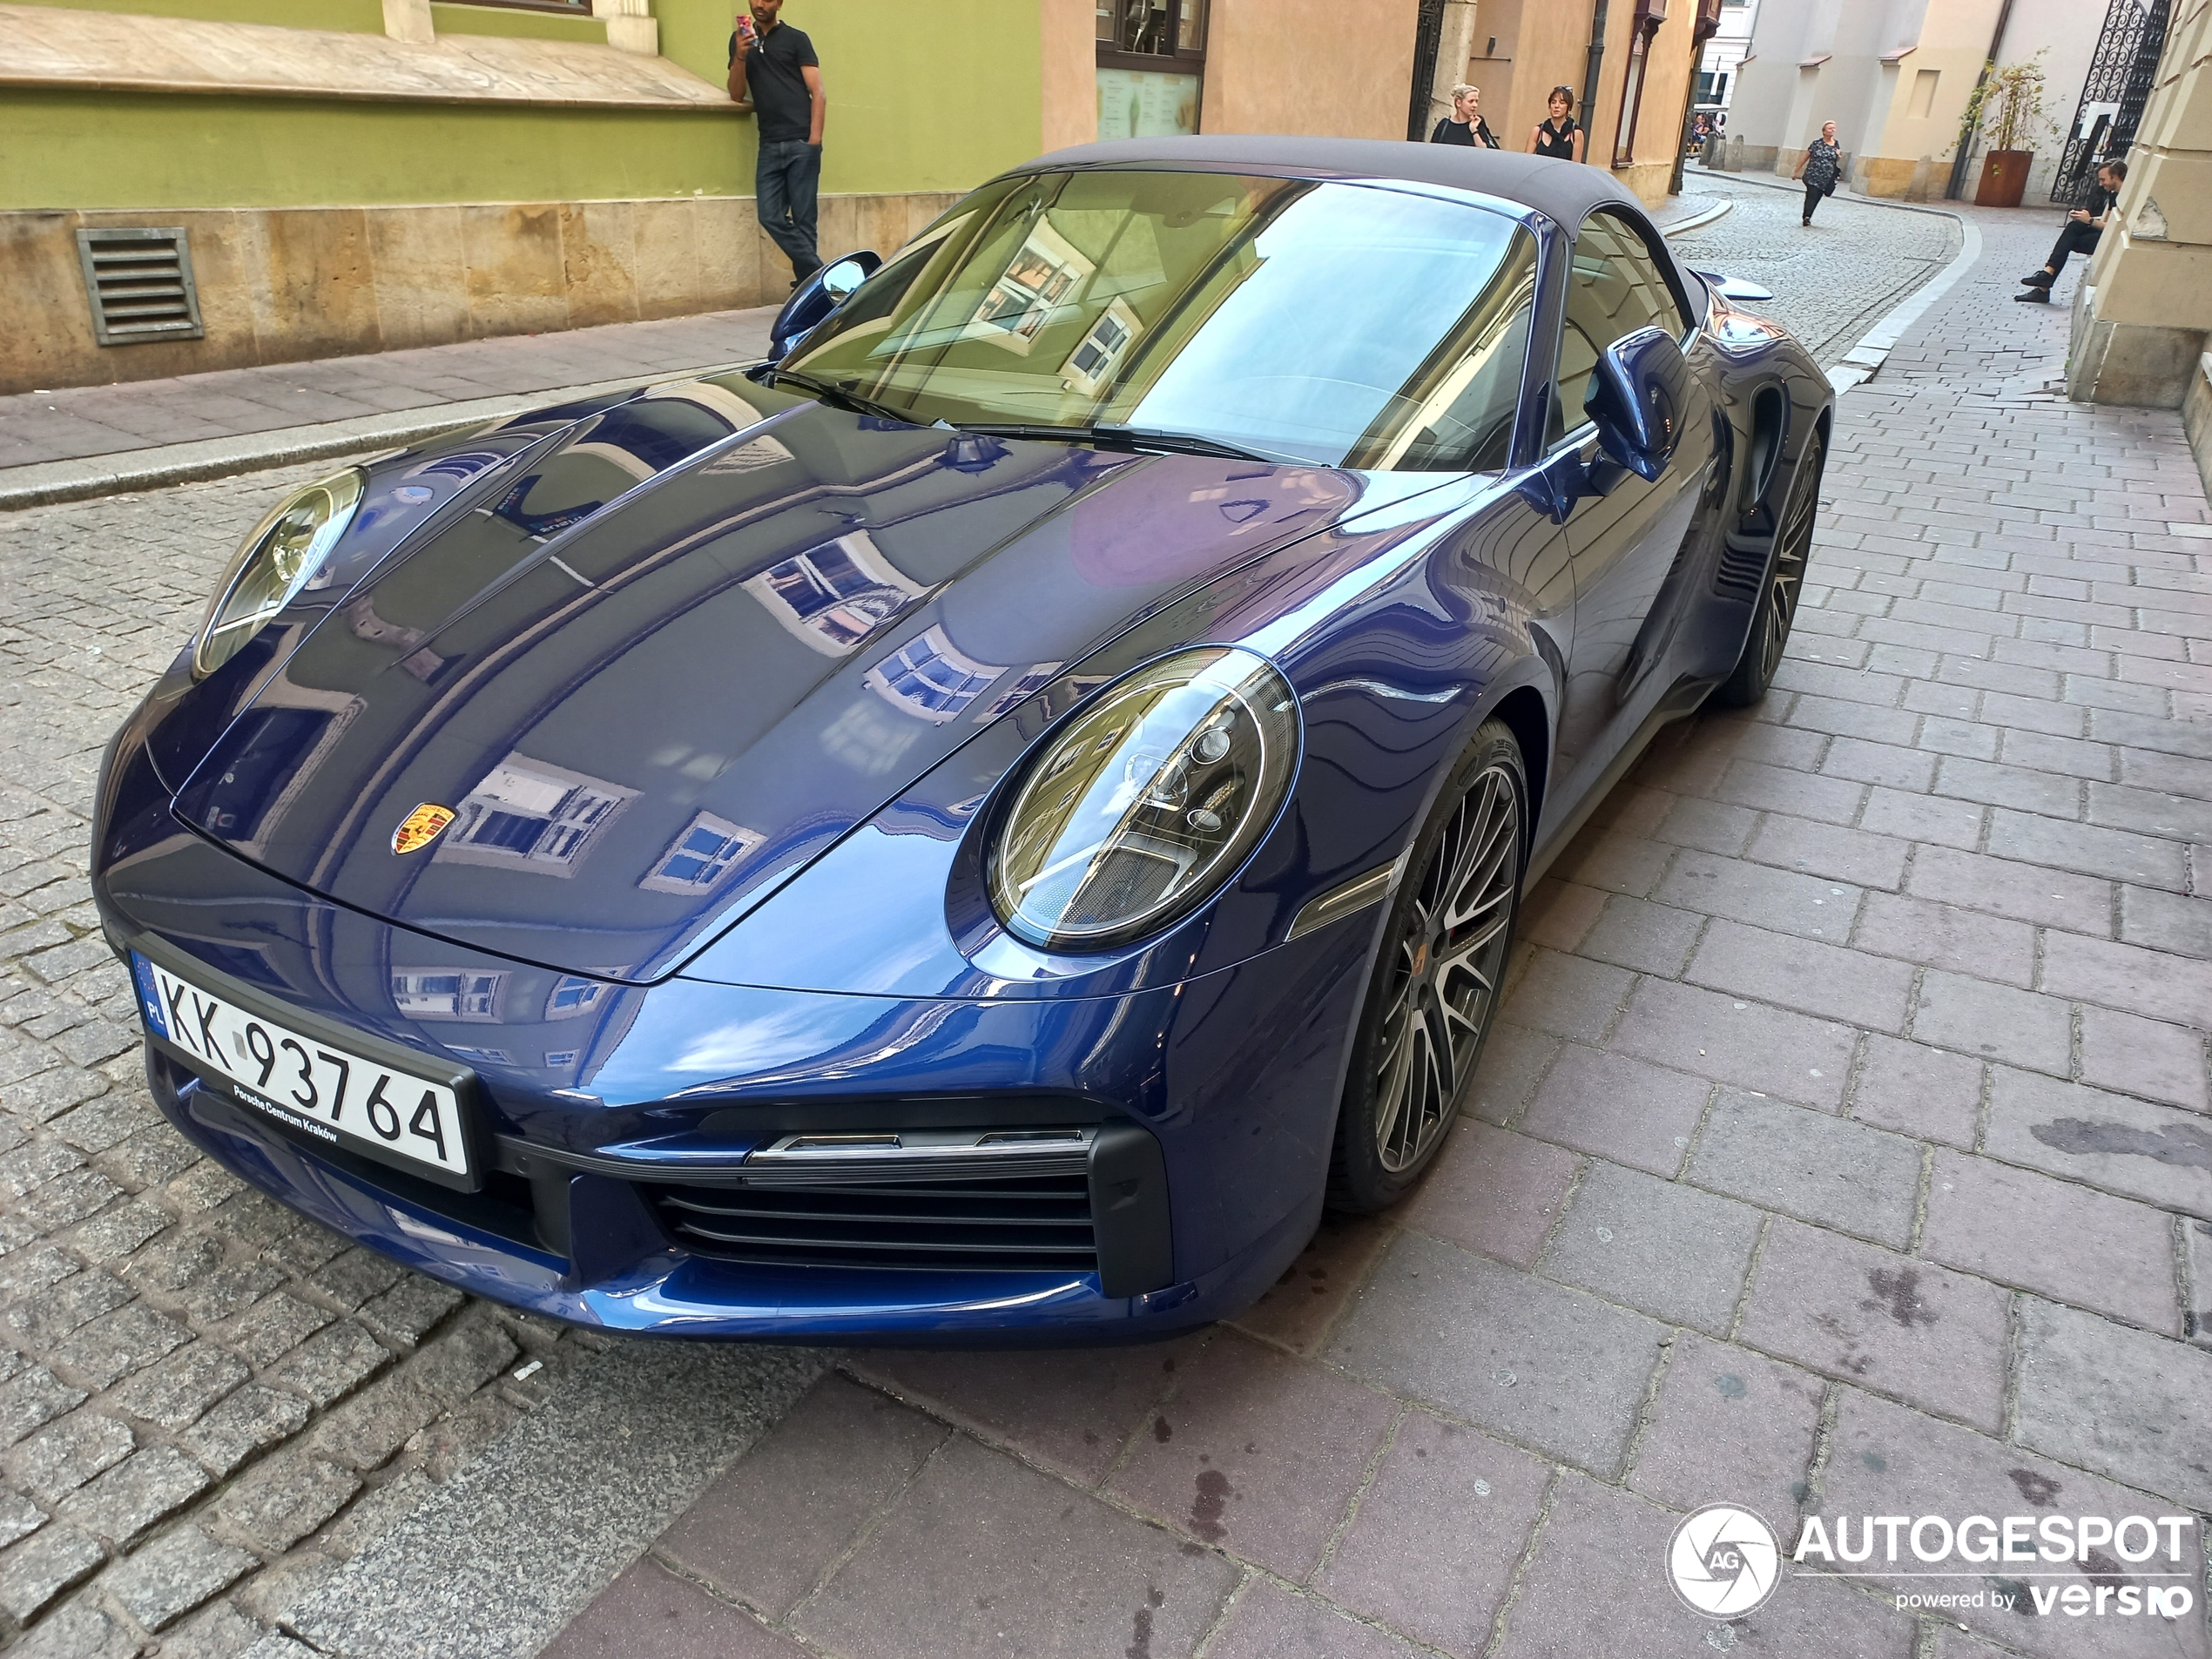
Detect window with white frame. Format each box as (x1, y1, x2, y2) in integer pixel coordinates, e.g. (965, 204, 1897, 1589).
(864, 626, 1006, 725)
(391, 969, 506, 1022)
(743, 531, 924, 656)
(544, 974, 610, 1021)
(439, 754, 636, 876)
(639, 812, 761, 895)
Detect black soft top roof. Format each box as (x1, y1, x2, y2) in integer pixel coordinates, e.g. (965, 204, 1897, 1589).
(1026, 135, 1650, 232)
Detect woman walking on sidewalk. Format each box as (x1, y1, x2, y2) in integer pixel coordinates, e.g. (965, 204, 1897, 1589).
(1794, 122, 1842, 225)
(1530, 87, 1584, 162)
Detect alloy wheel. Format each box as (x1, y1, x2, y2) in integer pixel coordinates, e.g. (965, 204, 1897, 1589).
(1372, 763, 1521, 1173)
(1754, 449, 1819, 687)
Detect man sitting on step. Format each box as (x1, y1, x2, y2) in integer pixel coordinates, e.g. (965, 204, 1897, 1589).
(2015, 160, 2126, 303)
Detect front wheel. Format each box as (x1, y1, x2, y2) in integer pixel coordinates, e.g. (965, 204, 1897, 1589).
(1714, 429, 1823, 706)
(1327, 720, 1527, 1213)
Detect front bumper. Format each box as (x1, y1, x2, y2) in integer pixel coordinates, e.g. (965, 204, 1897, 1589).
(146, 1048, 1327, 1342)
(100, 752, 1371, 1342)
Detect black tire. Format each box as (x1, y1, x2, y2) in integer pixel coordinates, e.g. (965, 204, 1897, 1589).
(1714, 429, 1824, 707)
(1327, 719, 1527, 1213)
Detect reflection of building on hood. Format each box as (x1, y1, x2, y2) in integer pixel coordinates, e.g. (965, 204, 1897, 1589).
(435, 753, 637, 877)
(743, 531, 925, 655)
(1069, 461, 1364, 588)
(864, 624, 1005, 725)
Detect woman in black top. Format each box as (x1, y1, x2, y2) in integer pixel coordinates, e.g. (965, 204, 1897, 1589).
(1530, 86, 1583, 161)
(1430, 84, 1501, 148)
(1793, 121, 1843, 225)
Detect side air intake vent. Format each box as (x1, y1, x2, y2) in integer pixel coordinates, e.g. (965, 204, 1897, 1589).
(77, 227, 205, 347)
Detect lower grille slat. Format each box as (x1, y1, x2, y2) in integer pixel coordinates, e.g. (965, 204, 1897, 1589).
(647, 1160, 1100, 1275)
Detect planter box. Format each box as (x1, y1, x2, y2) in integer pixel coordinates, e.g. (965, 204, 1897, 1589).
(1975, 149, 2033, 207)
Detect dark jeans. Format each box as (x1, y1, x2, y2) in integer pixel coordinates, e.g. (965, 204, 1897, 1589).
(757, 138, 821, 283)
(1802, 181, 1827, 222)
(2045, 218, 2101, 275)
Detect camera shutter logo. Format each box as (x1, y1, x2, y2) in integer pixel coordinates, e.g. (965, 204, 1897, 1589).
(1668, 1504, 1781, 1617)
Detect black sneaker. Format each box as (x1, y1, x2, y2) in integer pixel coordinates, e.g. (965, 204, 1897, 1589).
(2020, 270, 2054, 287)
(2013, 288, 2052, 302)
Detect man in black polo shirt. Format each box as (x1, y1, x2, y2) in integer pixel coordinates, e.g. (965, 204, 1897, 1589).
(728, 0, 826, 288)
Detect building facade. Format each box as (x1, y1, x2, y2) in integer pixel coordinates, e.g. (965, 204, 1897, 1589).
(2070, 0, 2210, 430)
(1697, 0, 1759, 114)
(1727, 0, 2103, 199)
(3, 0, 1708, 395)
(1431, 0, 1716, 206)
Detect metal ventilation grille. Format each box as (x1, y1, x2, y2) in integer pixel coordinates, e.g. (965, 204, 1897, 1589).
(649, 1171, 1098, 1273)
(1713, 535, 1770, 601)
(76, 227, 204, 346)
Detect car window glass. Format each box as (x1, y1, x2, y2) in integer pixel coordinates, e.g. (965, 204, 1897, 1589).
(1546, 209, 1689, 447)
(787, 171, 1532, 471)
(1336, 226, 1537, 472)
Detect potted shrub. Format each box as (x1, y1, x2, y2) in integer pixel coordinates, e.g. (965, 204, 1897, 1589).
(1964, 54, 2051, 208)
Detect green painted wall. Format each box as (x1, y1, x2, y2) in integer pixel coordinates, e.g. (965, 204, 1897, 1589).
(631, 0, 1042, 193)
(2, 0, 1042, 208)
(27, 0, 385, 29)
(1, 93, 749, 209)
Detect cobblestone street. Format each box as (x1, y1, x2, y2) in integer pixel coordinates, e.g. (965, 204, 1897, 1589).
(0, 182, 2206, 1659)
(1669, 172, 1966, 366)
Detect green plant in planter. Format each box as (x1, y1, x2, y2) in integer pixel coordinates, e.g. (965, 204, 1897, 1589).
(1961, 50, 2054, 155)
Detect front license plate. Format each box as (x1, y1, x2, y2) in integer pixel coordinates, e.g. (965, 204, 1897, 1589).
(133, 954, 472, 1182)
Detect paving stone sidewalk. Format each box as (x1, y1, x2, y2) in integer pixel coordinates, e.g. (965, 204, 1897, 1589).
(0, 309, 778, 477)
(535, 204, 2212, 1659)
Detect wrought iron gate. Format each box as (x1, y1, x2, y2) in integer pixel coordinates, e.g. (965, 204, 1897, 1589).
(1408, 0, 1449, 140)
(2051, 0, 2170, 203)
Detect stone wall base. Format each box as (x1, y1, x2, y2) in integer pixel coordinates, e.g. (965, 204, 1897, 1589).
(0, 191, 959, 395)
(2067, 284, 2210, 408)
(1615, 160, 1676, 209)
(2184, 351, 2212, 508)
(1853, 155, 1938, 201)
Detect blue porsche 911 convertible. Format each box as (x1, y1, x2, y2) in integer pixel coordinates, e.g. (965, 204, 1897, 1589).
(91, 138, 1829, 1342)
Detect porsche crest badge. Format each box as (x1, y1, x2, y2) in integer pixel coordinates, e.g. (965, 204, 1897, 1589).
(391, 804, 455, 856)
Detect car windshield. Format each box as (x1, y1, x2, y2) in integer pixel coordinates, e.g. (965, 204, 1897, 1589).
(785, 169, 1540, 473)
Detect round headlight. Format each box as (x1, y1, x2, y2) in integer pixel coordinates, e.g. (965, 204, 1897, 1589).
(987, 647, 1299, 952)
(192, 469, 365, 679)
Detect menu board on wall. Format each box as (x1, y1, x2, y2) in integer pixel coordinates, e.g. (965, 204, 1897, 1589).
(1096, 68, 1201, 139)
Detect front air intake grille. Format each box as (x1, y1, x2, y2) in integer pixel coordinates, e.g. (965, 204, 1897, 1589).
(647, 1130, 1099, 1274)
(77, 228, 204, 346)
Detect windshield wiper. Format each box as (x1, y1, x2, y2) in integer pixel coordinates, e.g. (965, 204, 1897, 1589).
(766, 368, 918, 427)
(955, 422, 1298, 466)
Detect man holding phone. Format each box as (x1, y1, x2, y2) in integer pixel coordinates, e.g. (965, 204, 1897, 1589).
(727, 0, 826, 289)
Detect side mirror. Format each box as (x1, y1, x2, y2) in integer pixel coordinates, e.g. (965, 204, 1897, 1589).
(1584, 326, 1689, 483)
(768, 251, 881, 361)
(1689, 268, 1775, 301)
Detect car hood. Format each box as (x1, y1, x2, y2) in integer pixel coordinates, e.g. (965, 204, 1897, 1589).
(172, 387, 1388, 983)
